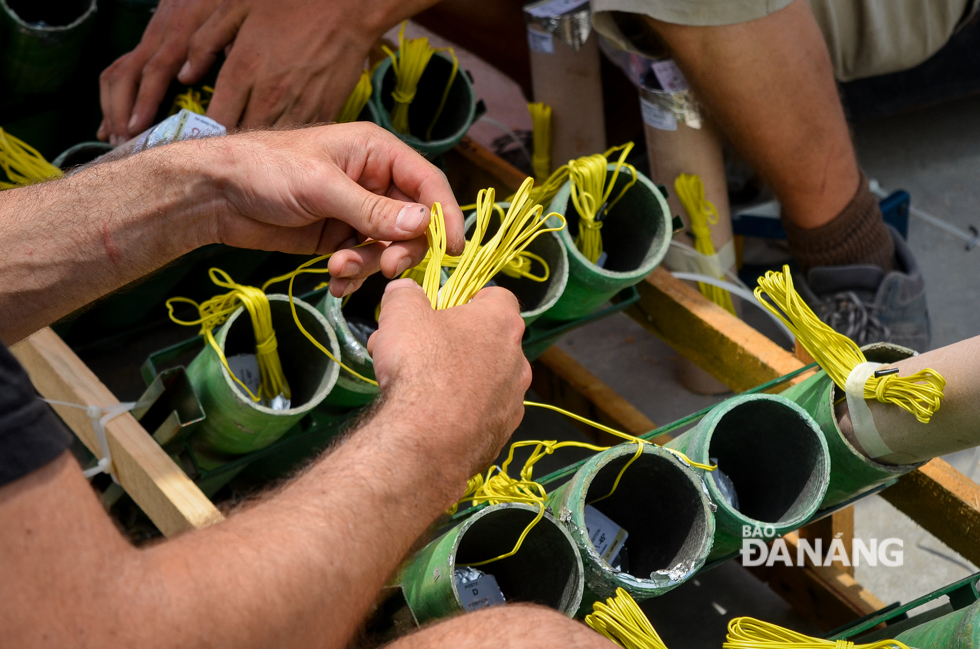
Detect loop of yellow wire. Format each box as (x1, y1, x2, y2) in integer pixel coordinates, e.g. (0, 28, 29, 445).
(568, 142, 637, 264)
(0, 128, 63, 189)
(585, 588, 669, 649)
(755, 265, 946, 423)
(383, 22, 459, 140)
(675, 173, 736, 315)
(528, 102, 552, 183)
(724, 617, 910, 649)
(337, 70, 373, 124)
(171, 86, 214, 116)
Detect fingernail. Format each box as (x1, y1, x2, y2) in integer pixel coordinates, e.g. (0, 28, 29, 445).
(338, 261, 360, 278)
(179, 61, 191, 79)
(342, 282, 355, 297)
(127, 113, 139, 133)
(395, 204, 427, 235)
(384, 278, 419, 294)
(394, 256, 412, 277)
(110, 134, 119, 147)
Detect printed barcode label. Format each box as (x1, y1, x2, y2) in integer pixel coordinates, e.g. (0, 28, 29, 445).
(651, 59, 689, 92)
(640, 97, 678, 131)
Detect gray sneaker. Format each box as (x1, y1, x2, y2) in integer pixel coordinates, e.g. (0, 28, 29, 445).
(795, 226, 931, 352)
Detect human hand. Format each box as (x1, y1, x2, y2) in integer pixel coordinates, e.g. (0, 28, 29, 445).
(188, 122, 465, 293)
(367, 279, 531, 478)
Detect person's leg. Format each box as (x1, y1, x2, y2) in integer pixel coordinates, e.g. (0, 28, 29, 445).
(384, 604, 612, 649)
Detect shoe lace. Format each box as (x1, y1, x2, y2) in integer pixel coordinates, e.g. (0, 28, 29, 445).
(817, 291, 891, 346)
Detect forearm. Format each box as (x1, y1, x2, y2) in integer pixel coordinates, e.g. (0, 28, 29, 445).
(0, 143, 221, 343)
(136, 401, 464, 649)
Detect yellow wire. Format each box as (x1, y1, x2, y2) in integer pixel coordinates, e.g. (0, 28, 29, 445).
(585, 588, 670, 649)
(382, 22, 459, 141)
(755, 265, 946, 423)
(569, 143, 638, 264)
(724, 617, 910, 649)
(166, 268, 290, 403)
(337, 70, 373, 123)
(170, 86, 214, 115)
(528, 102, 552, 183)
(675, 173, 736, 315)
(0, 128, 63, 189)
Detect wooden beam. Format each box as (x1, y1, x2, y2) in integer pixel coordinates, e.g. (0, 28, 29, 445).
(881, 458, 980, 567)
(799, 507, 856, 576)
(12, 328, 224, 537)
(444, 136, 528, 205)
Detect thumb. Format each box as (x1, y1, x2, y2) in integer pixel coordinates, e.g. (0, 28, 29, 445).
(377, 278, 434, 327)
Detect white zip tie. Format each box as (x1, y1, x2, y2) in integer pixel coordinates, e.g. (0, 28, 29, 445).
(41, 399, 137, 484)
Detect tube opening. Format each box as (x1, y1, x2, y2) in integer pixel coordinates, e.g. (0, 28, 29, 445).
(455, 507, 580, 612)
(222, 299, 334, 408)
(380, 54, 470, 142)
(338, 273, 390, 346)
(563, 171, 664, 272)
(709, 400, 823, 523)
(583, 450, 709, 578)
(6, 0, 91, 26)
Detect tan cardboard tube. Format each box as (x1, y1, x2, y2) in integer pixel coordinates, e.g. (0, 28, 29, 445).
(528, 32, 606, 169)
(837, 336, 980, 465)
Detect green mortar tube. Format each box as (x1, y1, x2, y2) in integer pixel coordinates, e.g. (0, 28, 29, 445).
(52, 141, 113, 169)
(316, 290, 379, 409)
(895, 600, 980, 648)
(779, 343, 920, 509)
(400, 503, 584, 623)
(186, 295, 340, 456)
(665, 394, 830, 560)
(539, 165, 672, 323)
(464, 202, 569, 326)
(0, 0, 97, 98)
(546, 443, 715, 611)
(371, 51, 477, 158)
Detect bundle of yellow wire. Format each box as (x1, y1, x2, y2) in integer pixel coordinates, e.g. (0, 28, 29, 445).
(166, 268, 290, 404)
(170, 86, 214, 115)
(585, 588, 669, 649)
(755, 266, 945, 423)
(382, 22, 458, 140)
(0, 128, 63, 189)
(337, 70, 373, 124)
(528, 102, 552, 183)
(674, 173, 736, 315)
(724, 617, 910, 649)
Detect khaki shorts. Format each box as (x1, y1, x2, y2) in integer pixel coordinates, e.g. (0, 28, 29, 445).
(592, 0, 978, 81)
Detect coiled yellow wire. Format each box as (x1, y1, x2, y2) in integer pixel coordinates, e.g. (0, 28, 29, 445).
(528, 102, 552, 183)
(170, 86, 214, 115)
(675, 173, 736, 315)
(166, 268, 291, 403)
(755, 265, 945, 423)
(568, 143, 637, 265)
(0, 128, 63, 189)
(382, 22, 459, 140)
(724, 617, 910, 649)
(337, 70, 373, 123)
(585, 588, 669, 649)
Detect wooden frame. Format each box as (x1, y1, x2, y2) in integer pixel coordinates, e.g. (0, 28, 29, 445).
(13, 137, 980, 632)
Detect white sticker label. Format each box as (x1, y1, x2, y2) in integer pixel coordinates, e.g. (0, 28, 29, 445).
(227, 354, 262, 398)
(455, 568, 507, 612)
(585, 505, 629, 564)
(640, 97, 678, 131)
(527, 27, 555, 54)
(525, 0, 589, 18)
(651, 60, 689, 92)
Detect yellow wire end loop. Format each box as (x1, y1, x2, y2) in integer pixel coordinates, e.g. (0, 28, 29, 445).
(337, 69, 373, 123)
(674, 173, 735, 315)
(585, 588, 669, 649)
(0, 127, 63, 188)
(723, 616, 911, 649)
(528, 101, 553, 183)
(567, 142, 638, 265)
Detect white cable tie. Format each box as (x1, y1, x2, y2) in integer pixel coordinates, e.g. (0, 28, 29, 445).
(41, 399, 137, 484)
(844, 362, 893, 459)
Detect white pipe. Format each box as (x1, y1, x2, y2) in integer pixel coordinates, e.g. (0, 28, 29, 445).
(868, 179, 979, 250)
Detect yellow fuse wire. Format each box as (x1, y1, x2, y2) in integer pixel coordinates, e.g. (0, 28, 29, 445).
(568, 143, 638, 264)
(337, 70, 373, 123)
(585, 588, 670, 649)
(166, 268, 290, 403)
(0, 128, 63, 189)
(171, 86, 214, 115)
(528, 102, 552, 182)
(724, 617, 910, 649)
(755, 265, 945, 423)
(382, 22, 459, 140)
(675, 173, 736, 315)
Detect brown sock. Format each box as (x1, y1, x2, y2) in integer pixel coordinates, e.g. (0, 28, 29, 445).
(783, 172, 895, 275)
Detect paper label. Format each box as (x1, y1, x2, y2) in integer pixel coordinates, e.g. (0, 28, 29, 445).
(585, 505, 629, 564)
(639, 97, 678, 131)
(525, 0, 589, 18)
(140, 110, 226, 151)
(455, 568, 507, 612)
(227, 354, 262, 397)
(651, 60, 689, 92)
(527, 27, 555, 54)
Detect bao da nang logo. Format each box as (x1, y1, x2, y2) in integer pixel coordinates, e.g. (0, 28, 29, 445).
(740, 525, 904, 567)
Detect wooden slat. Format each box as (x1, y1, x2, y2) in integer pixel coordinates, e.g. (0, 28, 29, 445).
(443, 136, 528, 204)
(881, 458, 980, 568)
(799, 507, 856, 576)
(12, 328, 224, 537)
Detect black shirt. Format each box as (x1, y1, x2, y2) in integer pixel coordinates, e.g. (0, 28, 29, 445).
(0, 338, 72, 487)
